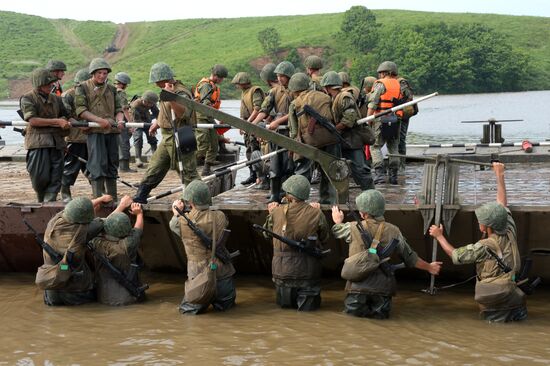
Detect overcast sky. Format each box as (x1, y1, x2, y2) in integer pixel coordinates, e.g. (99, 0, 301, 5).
(1, 0, 549, 22)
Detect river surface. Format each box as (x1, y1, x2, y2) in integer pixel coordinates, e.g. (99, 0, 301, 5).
(2, 273, 550, 365)
(2, 91, 550, 365)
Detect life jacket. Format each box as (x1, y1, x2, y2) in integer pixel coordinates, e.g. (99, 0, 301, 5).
(270, 201, 324, 281)
(375, 78, 404, 118)
(194, 78, 221, 109)
(51, 81, 62, 96)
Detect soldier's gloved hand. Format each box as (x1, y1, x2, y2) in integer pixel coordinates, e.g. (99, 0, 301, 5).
(331, 205, 344, 224)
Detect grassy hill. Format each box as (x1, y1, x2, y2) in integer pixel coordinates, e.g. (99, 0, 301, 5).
(0, 9, 548, 99)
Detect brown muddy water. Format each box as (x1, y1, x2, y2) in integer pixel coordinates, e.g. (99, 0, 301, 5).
(1, 273, 549, 365)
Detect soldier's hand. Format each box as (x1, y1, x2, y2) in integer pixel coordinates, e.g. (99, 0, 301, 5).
(335, 123, 346, 131)
(266, 122, 278, 131)
(309, 202, 321, 209)
(101, 194, 113, 204)
(57, 118, 70, 130)
(492, 162, 505, 176)
(98, 118, 111, 130)
(149, 119, 159, 136)
(130, 202, 143, 215)
(267, 201, 279, 213)
(428, 261, 443, 276)
(119, 195, 133, 209)
(428, 224, 444, 239)
(117, 120, 125, 130)
(331, 205, 344, 224)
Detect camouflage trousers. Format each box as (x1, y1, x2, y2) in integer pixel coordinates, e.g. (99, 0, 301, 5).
(371, 119, 400, 172)
(195, 125, 218, 164)
(344, 292, 392, 319)
(139, 130, 198, 188)
(179, 277, 236, 315)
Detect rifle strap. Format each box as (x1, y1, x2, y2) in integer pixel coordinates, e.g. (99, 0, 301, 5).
(281, 204, 289, 236)
(370, 222, 385, 251)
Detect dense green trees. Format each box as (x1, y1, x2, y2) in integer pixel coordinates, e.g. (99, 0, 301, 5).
(257, 27, 281, 58)
(339, 6, 379, 53)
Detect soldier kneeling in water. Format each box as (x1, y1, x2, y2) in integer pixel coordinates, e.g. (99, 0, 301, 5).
(170, 180, 237, 314)
(331, 190, 441, 318)
(262, 175, 330, 311)
(89, 195, 146, 306)
(429, 163, 528, 322)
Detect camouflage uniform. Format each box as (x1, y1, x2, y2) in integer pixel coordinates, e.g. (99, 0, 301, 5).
(169, 181, 236, 314)
(452, 205, 526, 322)
(20, 68, 70, 202)
(60, 69, 90, 202)
(263, 176, 330, 311)
(90, 212, 144, 306)
(397, 78, 414, 171)
(75, 59, 123, 198)
(332, 190, 420, 318)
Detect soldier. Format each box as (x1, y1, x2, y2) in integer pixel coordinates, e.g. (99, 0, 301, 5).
(231, 71, 265, 185)
(20, 68, 72, 202)
(170, 180, 237, 314)
(130, 91, 159, 168)
(288, 72, 340, 204)
(133, 62, 198, 204)
(331, 190, 441, 318)
(338, 72, 360, 101)
(263, 175, 329, 311)
(321, 71, 374, 191)
(114, 72, 136, 173)
(252, 61, 295, 203)
(46, 60, 66, 96)
(195, 64, 229, 176)
(367, 61, 408, 185)
(75, 58, 124, 200)
(396, 76, 416, 172)
(39, 194, 112, 306)
(304, 55, 323, 91)
(90, 195, 145, 306)
(60, 68, 91, 202)
(429, 163, 527, 322)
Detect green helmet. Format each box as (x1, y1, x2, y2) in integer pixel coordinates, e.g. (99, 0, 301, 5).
(363, 76, 377, 91)
(183, 180, 212, 208)
(282, 175, 310, 201)
(46, 60, 67, 72)
(304, 55, 323, 70)
(377, 61, 398, 75)
(89, 58, 112, 74)
(356, 190, 385, 218)
(104, 212, 132, 238)
(260, 63, 277, 83)
(320, 71, 343, 88)
(114, 72, 131, 85)
(62, 197, 95, 224)
(338, 72, 350, 85)
(231, 72, 251, 85)
(31, 68, 57, 88)
(142, 90, 158, 104)
(475, 202, 508, 234)
(288, 73, 310, 92)
(274, 61, 295, 78)
(149, 62, 175, 83)
(211, 64, 228, 78)
(74, 68, 90, 83)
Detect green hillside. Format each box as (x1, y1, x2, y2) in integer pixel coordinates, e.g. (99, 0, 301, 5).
(0, 9, 548, 99)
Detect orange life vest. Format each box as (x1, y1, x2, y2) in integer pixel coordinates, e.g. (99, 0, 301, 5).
(376, 78, 403, 118)
(194, 78, 221, 109)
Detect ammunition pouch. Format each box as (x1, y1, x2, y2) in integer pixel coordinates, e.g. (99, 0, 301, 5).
(177, 126, 197, 153)
(341, 250, 381, 282)
(184, 263, 216, 305)
(35, 262, 72, 290)
(380, 113, 400, 140)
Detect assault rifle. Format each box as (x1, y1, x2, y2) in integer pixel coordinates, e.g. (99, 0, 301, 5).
(23, 219, 64, 264)
(252, 224, 331, 259)
(174, 206, 239, 264)
(357, 78, 367, 109)
(86, 242, 148, 299)
(346, 204, 405, 276)
(485, 247, 541, 295)
(297, 105, 350, 148)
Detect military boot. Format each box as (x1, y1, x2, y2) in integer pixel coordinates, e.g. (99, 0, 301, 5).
(201, 163, 212, 177)
(240, 169, 257, 185)
(267, 177, 282, 203)
(61, 185, 72, 203)
(374, 167, 387, 185)
(133, 184, 153, 204)
(389, 168, 399, 185)
(105, 179, 118, 202)
(36, 191, 45, 203)
(91, 177, 105, 198)
(43, 192, 58, 202)
(135, 147, 144, 168)
(119, 159, 137, 173)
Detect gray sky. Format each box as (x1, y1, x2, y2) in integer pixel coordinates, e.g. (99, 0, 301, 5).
(1, 0, 549, 22)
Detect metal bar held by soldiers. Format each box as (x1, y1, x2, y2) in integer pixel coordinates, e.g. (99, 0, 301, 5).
(0, 120, 234, 129)
(356, 92, 439, 125)
(388, 153, 494, 167)
(159, 89, 351, 203)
